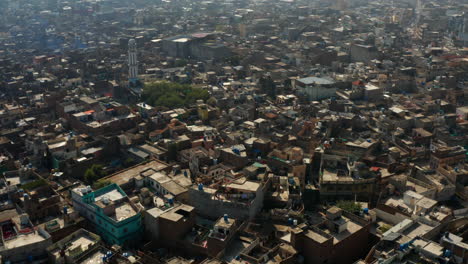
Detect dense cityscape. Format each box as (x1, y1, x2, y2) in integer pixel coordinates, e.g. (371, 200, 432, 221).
(0, 0, 468, 263)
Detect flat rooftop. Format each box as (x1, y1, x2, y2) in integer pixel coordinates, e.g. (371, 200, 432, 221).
(106, 160, 169, 186)
(111, 202, 138, 222)
(225, 179, 260, 192)
(329, 219, 363, 244)
(77, 248, 108, 264)
(402, 222, 432, 239)
(322, 169, 353, 182)
(161, 181, 187, 196)
(52, 234, 96, 259)
(95, 188, 125, 202)
(215, 217, 236, 229)
(160, 204, 194, 222)
(4, 231, 47, 249)
(150, 172, 172, 184)
(305, 229, 330, 244)
(297, 76, 335, 85)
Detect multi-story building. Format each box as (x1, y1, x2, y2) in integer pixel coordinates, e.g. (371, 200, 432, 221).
(189, 177, 267, 220)
(295, 76, 337, 101)
(0, 211, 52, 263)
(46, 228, 101, 264)
(71, 184, 142, 246)
(429, 141, 465, 169)
(291, 207, 372, 264)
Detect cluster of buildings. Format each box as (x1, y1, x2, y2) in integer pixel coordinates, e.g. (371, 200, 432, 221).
(1, 0, 468, 263)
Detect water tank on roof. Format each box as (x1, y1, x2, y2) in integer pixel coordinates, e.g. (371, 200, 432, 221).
(444, 249, 452, 258)
(102, 196, 110, 205)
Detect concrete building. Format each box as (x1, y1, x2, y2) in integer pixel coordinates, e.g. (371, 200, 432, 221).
(0, 210, 52, 263)
(189, 178, 267, 220)
(162, 33, 231, 60)
(144, 203, 195, 247)
(350, 44, 380, 63)
(71, 184, 142, 246)
(291, 207, 372, 264)
(21, 184, 61, 221)
(295, 77, 337, 101)
(429, 141, 465, 169)
(46, 228, 101, 264)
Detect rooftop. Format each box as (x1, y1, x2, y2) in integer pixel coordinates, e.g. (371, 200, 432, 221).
(160, 204, 194, 222)
(111, 202, 138, 222)
(95, 188, 125, 203)
(305, 229, 331, 244)
(297, 76, 335, 85)
(49, 229, 100, 259)
(3, 231, 47, 249)
(106, 160, 170, 186)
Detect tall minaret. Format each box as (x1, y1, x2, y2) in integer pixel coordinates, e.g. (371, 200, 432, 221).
(128, 39, 138, 84)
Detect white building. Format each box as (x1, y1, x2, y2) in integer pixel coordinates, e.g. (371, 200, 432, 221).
(295, 76, 337, 101)
(128, 39, 138, 84)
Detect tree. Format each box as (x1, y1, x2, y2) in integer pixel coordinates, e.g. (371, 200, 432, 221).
(93, 179, 111, 190)
(207, 97, 217, 107)
(174, 59, 187, 67)
(142, 81, 209, 108)
(336, 200, 362, 214)
(123, 157, 136, 167)
(84, 164, 106, 184)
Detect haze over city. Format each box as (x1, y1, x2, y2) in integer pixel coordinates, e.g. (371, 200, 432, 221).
(0, 0, 467, 263)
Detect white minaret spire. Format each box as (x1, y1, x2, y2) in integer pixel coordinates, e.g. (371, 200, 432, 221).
(128, 39, 138, 84)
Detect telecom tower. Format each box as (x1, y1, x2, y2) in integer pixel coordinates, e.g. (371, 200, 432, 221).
(128, 39, 138, 85)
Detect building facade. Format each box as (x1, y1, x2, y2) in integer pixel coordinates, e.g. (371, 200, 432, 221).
(71, 184, 142, 246)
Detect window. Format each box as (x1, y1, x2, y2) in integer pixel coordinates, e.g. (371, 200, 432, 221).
(124, 228, 128, 233)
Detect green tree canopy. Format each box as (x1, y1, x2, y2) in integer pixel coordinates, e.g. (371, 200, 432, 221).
(336, 200, 362, 214)
(84, 164, 106, 184)
(93, 179, 111, 190)
(142, 81, 209, 108)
